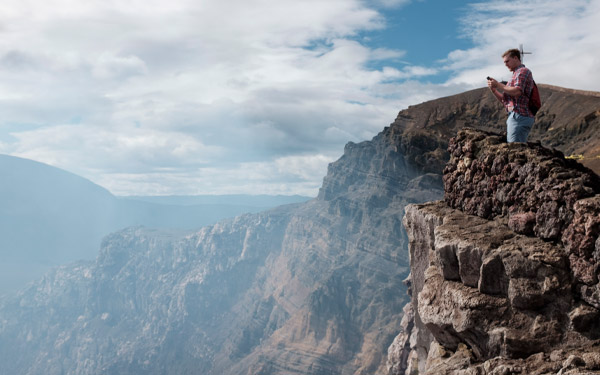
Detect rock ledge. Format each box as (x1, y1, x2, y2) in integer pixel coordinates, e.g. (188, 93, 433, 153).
(389, 129, 600, 375)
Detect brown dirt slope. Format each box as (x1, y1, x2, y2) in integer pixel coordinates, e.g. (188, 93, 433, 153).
(386, 84, 600, 176)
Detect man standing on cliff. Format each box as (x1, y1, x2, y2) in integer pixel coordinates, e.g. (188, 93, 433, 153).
(487, 48, 535, 143)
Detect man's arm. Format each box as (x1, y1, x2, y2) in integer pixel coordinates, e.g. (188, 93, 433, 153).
(496, 82, 522, 97)
(497, 67, 530, 98)
(487, 78, 504, 102)
(488, 77, 522, 98)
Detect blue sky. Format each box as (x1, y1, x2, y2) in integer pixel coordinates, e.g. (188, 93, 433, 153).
(362, 1, 473, 76)
(0, 0, 599, 196)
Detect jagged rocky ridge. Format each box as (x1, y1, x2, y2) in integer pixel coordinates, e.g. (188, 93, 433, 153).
(1, 85, 599, 374)
(390, 129, 600, 374)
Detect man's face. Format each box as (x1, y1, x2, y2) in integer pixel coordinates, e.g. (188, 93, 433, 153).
(503, 55, 520, 71)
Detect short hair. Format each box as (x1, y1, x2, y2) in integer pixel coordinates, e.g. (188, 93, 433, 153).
(502, 48, 521, 60)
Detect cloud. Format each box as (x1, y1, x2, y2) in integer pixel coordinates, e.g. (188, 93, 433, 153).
(6, 124, 222, 174)
(92, 53, 148, 80)
(96, 154, 335, 196)
(444, 0, 600, 91)
(1, 0, 421, 195)
(2, 0, 598, 196)
(371, 0, 413, 9)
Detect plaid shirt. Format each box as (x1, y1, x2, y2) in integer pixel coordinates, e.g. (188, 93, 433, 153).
(502, 64, 534, 117)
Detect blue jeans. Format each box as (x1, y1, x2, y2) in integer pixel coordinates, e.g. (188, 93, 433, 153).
(506, 112, 534, 143)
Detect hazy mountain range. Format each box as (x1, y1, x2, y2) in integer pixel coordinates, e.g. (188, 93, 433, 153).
(0, 154, 310, 294)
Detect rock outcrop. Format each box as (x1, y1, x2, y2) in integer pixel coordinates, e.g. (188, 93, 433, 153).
(391, 129, 600, 374)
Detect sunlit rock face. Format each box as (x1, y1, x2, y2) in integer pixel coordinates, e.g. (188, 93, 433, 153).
(391, 129, 600, 375)
(1, 85, 599, 375)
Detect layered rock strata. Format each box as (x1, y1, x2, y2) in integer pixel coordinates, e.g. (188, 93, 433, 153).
(390, 129, 600, 374)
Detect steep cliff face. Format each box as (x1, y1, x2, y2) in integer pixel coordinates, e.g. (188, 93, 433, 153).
(1, 85, 598, 375)
(392, 129, 600, 374)
(0, 129, 441, 374)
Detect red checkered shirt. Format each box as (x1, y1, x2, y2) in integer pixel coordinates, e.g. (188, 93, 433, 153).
(502, 64, 534, 117)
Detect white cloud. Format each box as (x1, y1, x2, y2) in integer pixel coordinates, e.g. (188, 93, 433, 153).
(371, 0, 413, 9)
(7, 124, 221, 174)
(371, 48, 406, 61)
(1, 0, 417, 196)
(2, 0, 598, 196)
(444, 0, 600, 91)
(92, 53, 148, 80)
(96, 154, 335, 196)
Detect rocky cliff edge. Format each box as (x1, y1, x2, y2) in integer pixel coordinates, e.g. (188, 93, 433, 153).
(390, 128, 600, 374)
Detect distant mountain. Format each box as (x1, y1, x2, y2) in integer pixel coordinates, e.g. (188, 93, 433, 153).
(0, 154, 311, 294)
(0, 155, 117, 293)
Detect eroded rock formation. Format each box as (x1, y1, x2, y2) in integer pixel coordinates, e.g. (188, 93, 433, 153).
(390, 129, 600, 374)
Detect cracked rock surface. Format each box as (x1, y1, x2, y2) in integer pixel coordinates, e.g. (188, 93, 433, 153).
(390, 129, 600, 375)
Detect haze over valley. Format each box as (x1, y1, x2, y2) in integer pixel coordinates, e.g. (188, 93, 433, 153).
(0, 154, 310, 294)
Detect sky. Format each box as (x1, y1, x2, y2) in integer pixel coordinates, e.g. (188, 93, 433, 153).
(1, 0, 599, 197)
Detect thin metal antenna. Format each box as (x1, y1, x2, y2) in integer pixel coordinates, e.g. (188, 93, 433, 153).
(519, 43, 532, 62)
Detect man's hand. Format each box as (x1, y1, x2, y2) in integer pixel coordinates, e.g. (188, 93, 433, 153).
(487, 77, 503, 102)
(488, 78, 521, 97)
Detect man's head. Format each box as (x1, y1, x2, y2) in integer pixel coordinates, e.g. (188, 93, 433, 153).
(502, 48, 522, 71)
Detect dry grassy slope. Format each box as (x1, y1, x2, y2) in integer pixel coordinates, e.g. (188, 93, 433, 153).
(534, 84, 600, 173)
(385, 84, 600, 176)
